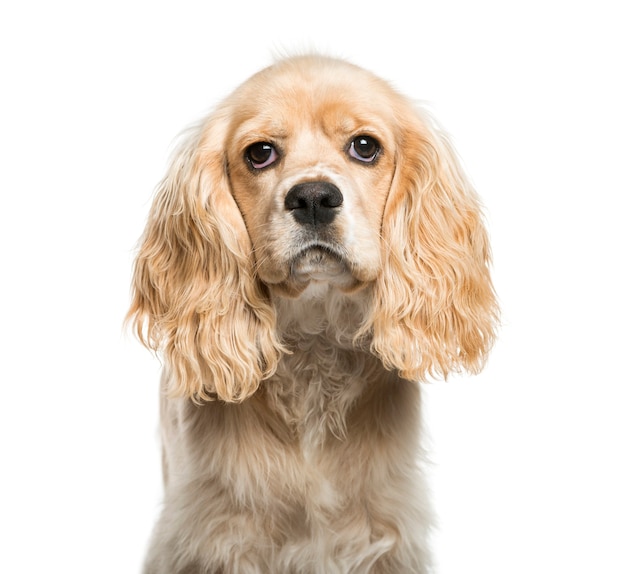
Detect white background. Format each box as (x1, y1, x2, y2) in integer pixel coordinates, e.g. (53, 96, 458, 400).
(1, 1, 624, 572)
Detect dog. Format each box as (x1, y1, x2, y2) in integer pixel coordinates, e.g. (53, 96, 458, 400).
(128, 54, 498, 573)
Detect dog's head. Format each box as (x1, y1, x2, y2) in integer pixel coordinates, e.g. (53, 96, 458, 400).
(225, 58, 398, 298)
(128, 55, 499, 402)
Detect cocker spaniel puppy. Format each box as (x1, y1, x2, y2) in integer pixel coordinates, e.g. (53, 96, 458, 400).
(129, 55, 498, 574)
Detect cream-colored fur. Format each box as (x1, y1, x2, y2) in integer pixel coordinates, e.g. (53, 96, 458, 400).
(129, 55, 498, 573)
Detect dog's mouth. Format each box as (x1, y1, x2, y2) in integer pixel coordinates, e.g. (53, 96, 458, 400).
(258, 240, 374, 298)
(290, 243, 348, 281)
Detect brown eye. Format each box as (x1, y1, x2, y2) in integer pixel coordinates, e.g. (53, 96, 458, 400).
(348, 135, 380, 163)
(246, 142, 278, 169)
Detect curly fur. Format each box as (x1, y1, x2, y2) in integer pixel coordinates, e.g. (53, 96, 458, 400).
(128, 55, 498, 573)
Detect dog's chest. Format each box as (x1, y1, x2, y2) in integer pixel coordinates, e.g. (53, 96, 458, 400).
(264, 338, 373, 445)
(246, 342, 383, 517)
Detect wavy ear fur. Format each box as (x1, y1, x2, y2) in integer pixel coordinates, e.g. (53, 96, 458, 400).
(127, 109, 283, 403)
(364, 104, 499, 382)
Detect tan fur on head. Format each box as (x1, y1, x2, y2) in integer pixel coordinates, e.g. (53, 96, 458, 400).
(358, 99, 498, 381)
(129, 56, 497, 399)
(128, 110, 285, 403)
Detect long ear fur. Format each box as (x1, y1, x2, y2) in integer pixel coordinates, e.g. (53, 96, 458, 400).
(364, 105, 499, 382)
(127, 108, 283, 403)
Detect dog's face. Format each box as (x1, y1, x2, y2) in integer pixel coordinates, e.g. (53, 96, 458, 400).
(225, 61, 399, 297)
(129, 55, 499, 402)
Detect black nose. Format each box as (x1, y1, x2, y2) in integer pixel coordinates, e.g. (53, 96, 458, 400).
(284, 181, 343, 226)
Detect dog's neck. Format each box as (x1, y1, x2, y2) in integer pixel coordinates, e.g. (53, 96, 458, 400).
(273, 282, 371, 348)
(263, 283, 378, 446)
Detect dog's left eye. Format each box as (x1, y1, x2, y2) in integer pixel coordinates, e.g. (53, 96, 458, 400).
(348, 135, 380, 163)
(246, 142, 278, 169)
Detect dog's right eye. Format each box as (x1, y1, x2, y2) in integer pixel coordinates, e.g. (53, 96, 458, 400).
(246, 142, 278, 169)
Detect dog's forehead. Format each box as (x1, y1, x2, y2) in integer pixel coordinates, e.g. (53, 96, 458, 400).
(251, 59, 386, 102)
(230, 58, 399, 138)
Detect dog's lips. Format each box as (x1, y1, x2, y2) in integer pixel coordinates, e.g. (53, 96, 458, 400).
(290, 245, 348, 281)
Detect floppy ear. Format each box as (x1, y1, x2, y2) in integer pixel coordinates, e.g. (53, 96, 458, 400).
(127, 108, 283, 403)
(365, 106, 498, 382)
